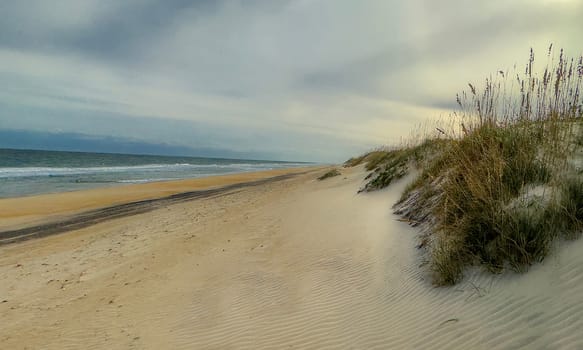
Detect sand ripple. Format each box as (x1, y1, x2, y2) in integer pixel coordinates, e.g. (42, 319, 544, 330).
(1, 168, 583, 349)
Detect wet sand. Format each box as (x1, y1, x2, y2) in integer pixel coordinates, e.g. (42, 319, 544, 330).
(0, 170, 313, 244)
(0, 167, 316, 233)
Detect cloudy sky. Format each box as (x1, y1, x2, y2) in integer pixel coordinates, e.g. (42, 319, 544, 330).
(0, 0, 582, 161)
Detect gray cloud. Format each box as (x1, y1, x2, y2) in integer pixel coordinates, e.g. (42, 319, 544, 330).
(1, 0, 582, 161)
(298, 0, 583, 108)
(0, 1, 212, 52)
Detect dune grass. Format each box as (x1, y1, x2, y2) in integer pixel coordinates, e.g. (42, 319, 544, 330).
(318, 169, 341, 180)
(344, 150, 391, 170)
(350, 47, 583, 285)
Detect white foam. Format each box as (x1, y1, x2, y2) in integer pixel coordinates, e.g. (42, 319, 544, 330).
(0, 162, 307, 179)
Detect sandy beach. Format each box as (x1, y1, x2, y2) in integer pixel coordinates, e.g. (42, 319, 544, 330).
(1, 166, 583, 349)
(0, 167, 316, 232)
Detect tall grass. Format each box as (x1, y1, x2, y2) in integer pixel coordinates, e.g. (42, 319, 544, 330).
(427, 47, 582, 284)
(355, 47, 583, 285)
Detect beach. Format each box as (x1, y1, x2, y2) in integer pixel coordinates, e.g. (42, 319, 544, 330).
(0, 167, 315, 234)
(2, 165, 583, 349)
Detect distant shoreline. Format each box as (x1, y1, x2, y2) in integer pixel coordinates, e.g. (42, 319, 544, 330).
(0, 146, 310, 165)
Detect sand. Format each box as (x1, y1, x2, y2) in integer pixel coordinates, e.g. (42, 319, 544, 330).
(1, 166, 583, 349)
(0, 167, 315, 231)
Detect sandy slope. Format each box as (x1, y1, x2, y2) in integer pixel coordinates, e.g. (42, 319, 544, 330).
(1, 166, 582, 349)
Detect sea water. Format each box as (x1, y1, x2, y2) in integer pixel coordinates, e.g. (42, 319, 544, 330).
(0, 148, 307, 198)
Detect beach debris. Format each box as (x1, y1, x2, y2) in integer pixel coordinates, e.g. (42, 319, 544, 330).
(438, 318, 459, 327)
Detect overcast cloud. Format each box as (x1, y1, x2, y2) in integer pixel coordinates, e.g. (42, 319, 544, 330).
(0, 0, 582, 161)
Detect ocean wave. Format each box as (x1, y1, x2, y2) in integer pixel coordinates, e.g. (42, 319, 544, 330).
(0, 164, 191, 178)
(0, 162, 306, 178)
(116, 178, 182, 184)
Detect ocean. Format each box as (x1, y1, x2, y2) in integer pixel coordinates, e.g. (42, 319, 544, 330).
(0, 148, 308, 198)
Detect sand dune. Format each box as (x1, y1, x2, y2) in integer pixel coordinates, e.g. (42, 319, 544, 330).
(1, 166, 582, 349)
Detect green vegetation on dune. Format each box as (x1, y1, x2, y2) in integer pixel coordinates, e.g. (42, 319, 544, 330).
(359, 149, 410, 192)
(351, 139, 446, 193)
(317, 169, 341, 180)
(347, 47, 583, 285)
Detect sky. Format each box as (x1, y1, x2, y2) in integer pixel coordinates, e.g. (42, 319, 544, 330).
(0, 0, 582, 162)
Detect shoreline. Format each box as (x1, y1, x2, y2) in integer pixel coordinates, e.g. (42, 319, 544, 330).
(0, 147, 314, 199)
(0, 166, 323, 236)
